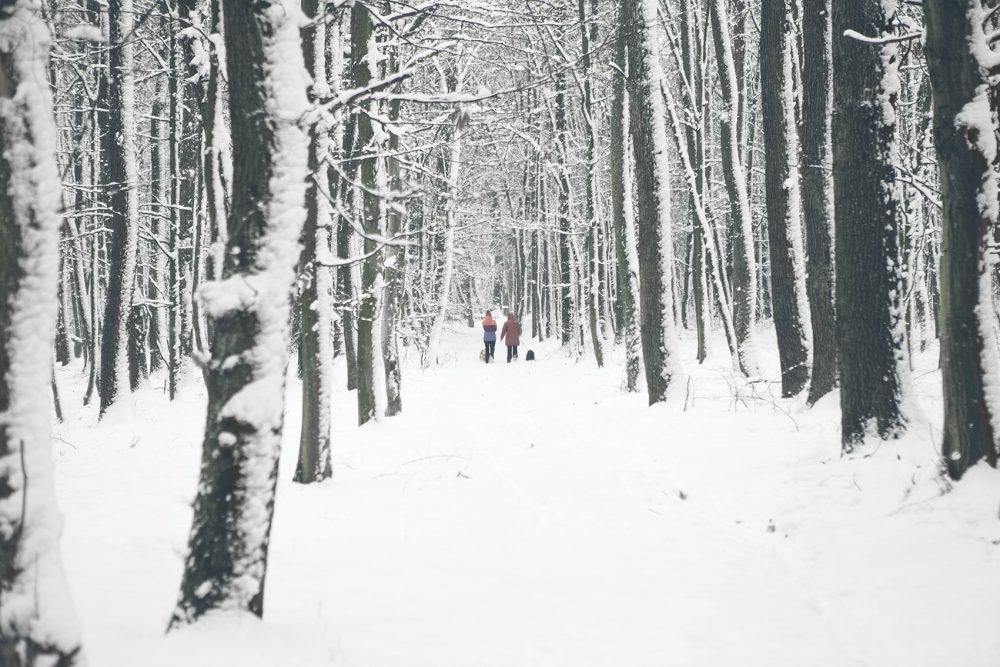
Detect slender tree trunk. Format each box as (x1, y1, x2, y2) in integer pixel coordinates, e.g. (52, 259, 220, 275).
(99, 0, 141, 415)
(0, 3, 84, 662)
(832, 0, 908, 448)
(923, 0, 999, 477)
(170, 0, 309, 625)
(710, 0, 759, 376)
(295, 0, 334, 484)
(760, 0, 811, 397)
(801, 0, 837, 404)
(352, 1, 381, 425)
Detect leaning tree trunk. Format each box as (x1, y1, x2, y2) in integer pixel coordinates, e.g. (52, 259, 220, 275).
(295, 0, 334, 484)
(832, 0, 908, 449)
(170, 0, 309, 625)
(801, 0, 837, 405)
(623, 0, 682, 404)
(0, 3, 84, 663)
(923, 0, 999, 478)
(760, 0, 811, 397)
(99, 0, 141, 415)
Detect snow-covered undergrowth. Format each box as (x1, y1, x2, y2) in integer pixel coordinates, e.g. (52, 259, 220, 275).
(52, 326, 1000, 666)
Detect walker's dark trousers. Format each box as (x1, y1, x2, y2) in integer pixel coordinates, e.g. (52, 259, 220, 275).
(484, 341, 495, 363)
(506, 345, 518, 362)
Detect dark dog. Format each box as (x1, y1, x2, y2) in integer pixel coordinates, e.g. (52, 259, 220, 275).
(525, 350, 535, 361)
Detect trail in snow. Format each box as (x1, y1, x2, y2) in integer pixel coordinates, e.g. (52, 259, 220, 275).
(52, 324, 1000, 666)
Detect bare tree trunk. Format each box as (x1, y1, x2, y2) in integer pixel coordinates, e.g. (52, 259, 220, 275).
(832, 0, 908, 448)
(760, 0, 811, 397)
(801, 0, 837, 405)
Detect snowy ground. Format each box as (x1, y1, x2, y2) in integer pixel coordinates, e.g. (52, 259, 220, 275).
(52, 324, 1000, 666)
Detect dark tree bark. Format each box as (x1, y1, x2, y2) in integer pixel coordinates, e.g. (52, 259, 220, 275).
(832, 0, 907, 448)
(99, 0, 140, 415)
(170, 0, 309, 625)
(760, 0, 810, 397)
(611, 7, 642, 392)
(801, 0, 837, 405)
(923, 0, 999, 478)
(351, 1, 380, 425)
(554, 72, 573, 347)
(623, 0, 680, 404)
(295, 0, 333, 483)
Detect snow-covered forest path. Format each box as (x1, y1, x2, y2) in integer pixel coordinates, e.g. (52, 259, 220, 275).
(53, 326, 1000, 666)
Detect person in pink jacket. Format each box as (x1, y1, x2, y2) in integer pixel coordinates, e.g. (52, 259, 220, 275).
(500, 312, 522, 363)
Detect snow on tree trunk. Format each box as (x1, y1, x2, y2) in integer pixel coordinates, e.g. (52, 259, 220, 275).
(760, 0, 812, 398)
(425, 113, 462, 368)
(710, 0, 759, 377)
(170, 0, 309, 625)
(624, 0, 682, 404)
(611, 9, 643, 392)
(0, 1, 84, 663)
(295, 0, 334, 484)
(99, 0, 142, 416)
(832, 0, 909, 448)
(923, 0, 1000, 478)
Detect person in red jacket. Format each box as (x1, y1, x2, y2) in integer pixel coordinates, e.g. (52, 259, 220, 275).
(500, 312, 522, 363)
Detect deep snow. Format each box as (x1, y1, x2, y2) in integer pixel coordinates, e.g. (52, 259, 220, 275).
(51, 324, 1000, 666)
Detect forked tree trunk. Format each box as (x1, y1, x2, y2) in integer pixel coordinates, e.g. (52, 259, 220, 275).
(170, 0, 309, 625)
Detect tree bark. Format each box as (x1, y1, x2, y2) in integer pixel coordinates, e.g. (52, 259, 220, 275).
(801, 0, 837, 404)
(832, 0, 908, 448)
(923, 0, 999, 478)
(760, 0, 811, 397)
(624, 0, 681, 404)
(171, 0, 309, 625)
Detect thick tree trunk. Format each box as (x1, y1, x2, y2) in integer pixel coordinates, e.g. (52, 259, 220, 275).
(801, 0, 837, 405)
(832, 0, 908, 448)
(0, 3, 84, 662)
(170, 0, 309, 625)
(760, 0, 811, 397)
(923, 0, 999, 478)
(624, 0, 681, 404)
